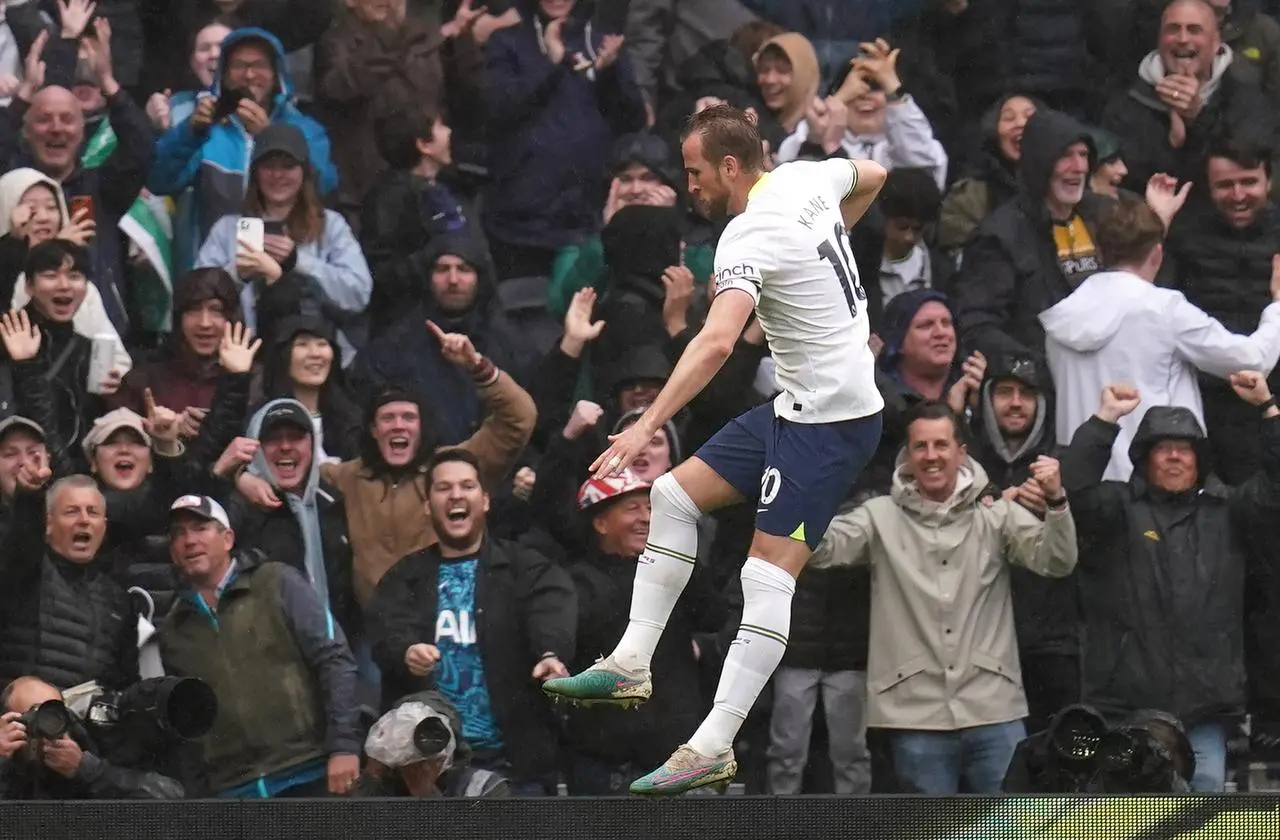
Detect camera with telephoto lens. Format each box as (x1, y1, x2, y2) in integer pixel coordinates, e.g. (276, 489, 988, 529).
(413, 716, 453, 760)
(17, 699, 73, 740)
(87, 677, 217, 740)
(1003, 705, 1193, 794)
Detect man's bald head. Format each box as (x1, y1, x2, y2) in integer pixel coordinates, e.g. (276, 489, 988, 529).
(1159, 0, 1222, 80)
(22, 86, 85, 182)
(2, 676, 62, 713)
(29, 85, 80, 113)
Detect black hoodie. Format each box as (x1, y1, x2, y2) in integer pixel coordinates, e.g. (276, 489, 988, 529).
(352, 235, 534, 446)
(954, 108, 1114, 364)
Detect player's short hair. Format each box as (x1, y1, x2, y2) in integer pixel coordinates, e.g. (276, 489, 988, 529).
(682, 105, 765, 174)
(878, 168, 942, 223)
(1096, 196, 1165, 269)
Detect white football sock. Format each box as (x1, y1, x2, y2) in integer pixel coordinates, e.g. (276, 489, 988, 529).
(612, 473, 702, 672)
(687, 557, 796, 758)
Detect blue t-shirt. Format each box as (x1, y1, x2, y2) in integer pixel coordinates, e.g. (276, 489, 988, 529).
(435, 556, 503, 751)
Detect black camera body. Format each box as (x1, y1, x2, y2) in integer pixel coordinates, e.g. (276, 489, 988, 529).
(16, 699, 73, 740)
(1003, 705, 1195, 794)
(413, 716, 453, 759)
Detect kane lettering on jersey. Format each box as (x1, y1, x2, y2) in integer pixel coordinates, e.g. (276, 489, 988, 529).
(713, 159, 884, 424)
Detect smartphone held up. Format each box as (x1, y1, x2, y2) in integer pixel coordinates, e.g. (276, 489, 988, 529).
(237, 217, 265, 252)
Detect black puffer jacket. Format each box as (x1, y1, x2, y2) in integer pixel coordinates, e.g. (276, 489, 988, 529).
(366, 535, 576, 786)
(1063, 408, 1280, 724)
(0, 491, 138, 693)
(1102, 67, 1276, 197)
(955, 109, 1113, 363)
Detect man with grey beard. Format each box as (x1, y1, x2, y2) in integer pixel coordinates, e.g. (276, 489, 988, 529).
(953, 108, 1117, 364)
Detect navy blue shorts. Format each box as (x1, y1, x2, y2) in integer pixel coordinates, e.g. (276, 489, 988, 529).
(694, 403, 882, 549)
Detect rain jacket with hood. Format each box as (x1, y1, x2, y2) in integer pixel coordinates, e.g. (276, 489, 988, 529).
(1102, 43, 1276, 196)
(955, 108, 1114, 364)
(233, 397, 355, 635)
(810, 455, 1078, 730)
(741, 0, 895, 91)
(482, 0, 647, 251)
(321, 372, 536, 607)
(147, 28, 339, 251)
(937, 93, 1045, 256)
(1062, 407, 1280, 726)
(755, 32, 820, 136)
(352, 236, 534, 446)
(1041, 268, 1280, 480)
(0, 168, 131, 377)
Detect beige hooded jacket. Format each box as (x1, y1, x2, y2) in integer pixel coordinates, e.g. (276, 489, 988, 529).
(810, 456, 1077, 731)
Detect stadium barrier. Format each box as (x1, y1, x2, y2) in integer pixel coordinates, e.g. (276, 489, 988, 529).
(3, 795, 1280, 840)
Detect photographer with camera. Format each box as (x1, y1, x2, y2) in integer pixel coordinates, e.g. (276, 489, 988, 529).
(1063, 375, 1280, 791)
(355, 690, 508, 799)
(0, 676, 183, 799)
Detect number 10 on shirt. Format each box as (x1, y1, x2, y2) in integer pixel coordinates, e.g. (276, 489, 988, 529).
(817, 222, 867, 318)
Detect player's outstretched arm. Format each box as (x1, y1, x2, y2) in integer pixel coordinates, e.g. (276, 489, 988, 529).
(840, 159, 888, 230)
(590, 288, 755, 477)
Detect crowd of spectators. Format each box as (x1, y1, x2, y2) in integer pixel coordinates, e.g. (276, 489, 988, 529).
(1, 0, 1280, 801)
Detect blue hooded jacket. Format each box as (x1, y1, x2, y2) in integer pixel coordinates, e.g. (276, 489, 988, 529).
(146, 28, 338, 253)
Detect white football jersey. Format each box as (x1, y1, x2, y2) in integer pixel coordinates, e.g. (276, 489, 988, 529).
(713, 159, 884, 424)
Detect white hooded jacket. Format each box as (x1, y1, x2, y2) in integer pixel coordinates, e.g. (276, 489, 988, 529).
(1040, 269, 1280, 480)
